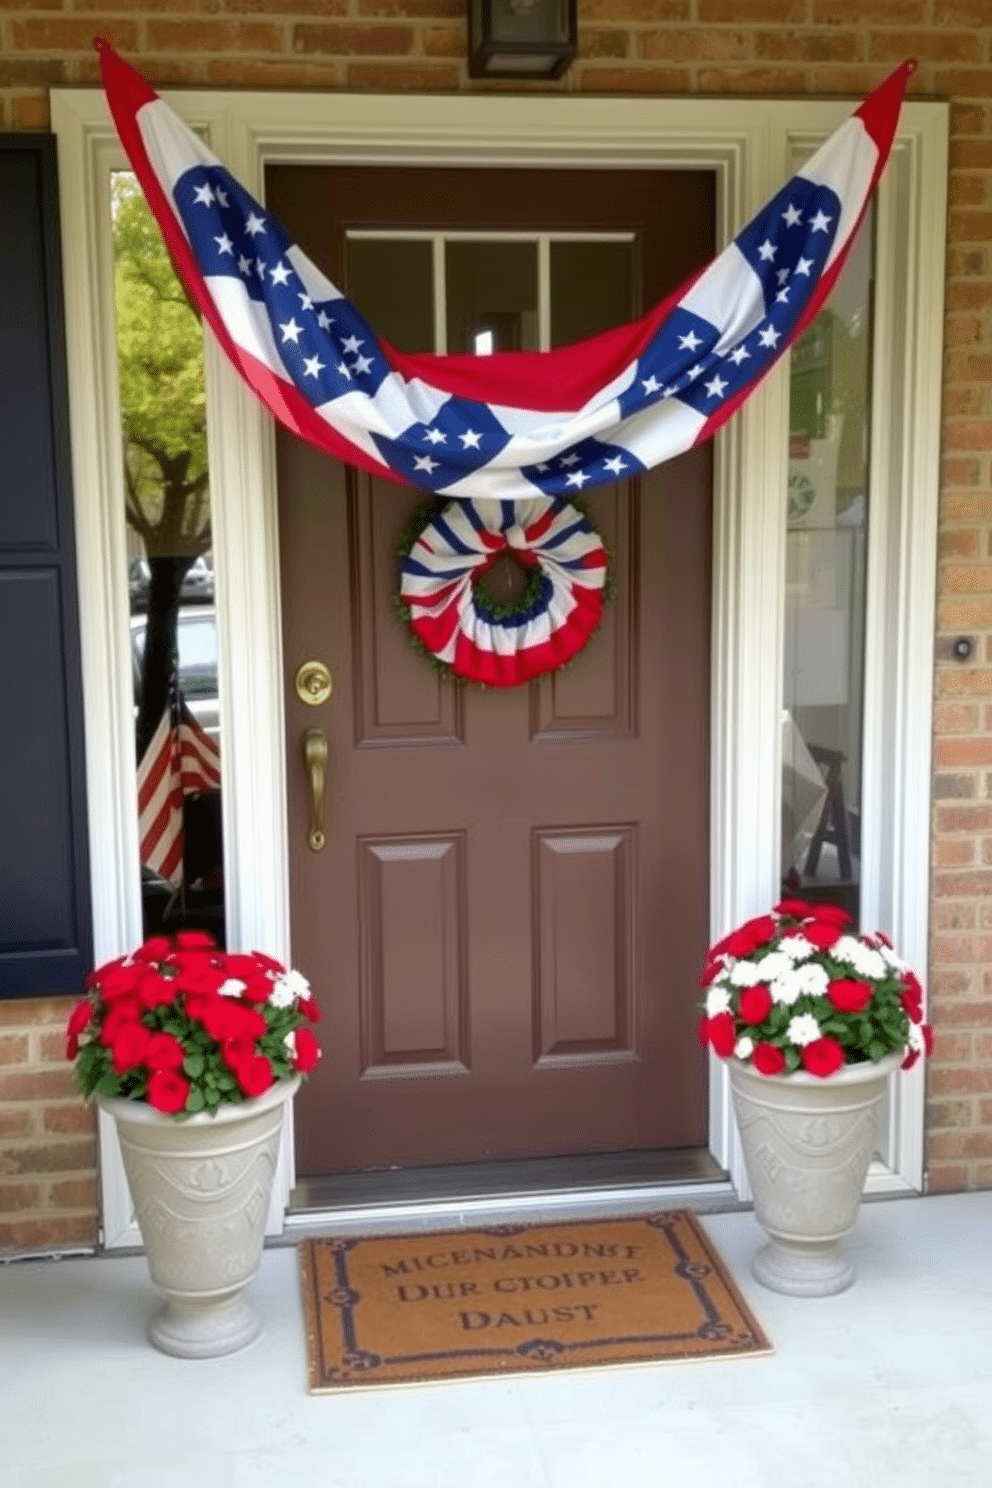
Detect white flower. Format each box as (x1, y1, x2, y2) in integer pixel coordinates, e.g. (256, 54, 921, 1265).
(705, 985, 732, 1017)
(729, 959, 766, 987)
(217, 978, 247, 999)
(269, 968, 311, 1008)
(832, 936, 887, 981)
(770, 962, 829, 1005)
(778, 934, 815, 962)
(283, 1030, 297, 1055)
(907, 1023, 926, 1054)
(787, 1013, 822, 1047)
(755, 951, 792, 982)
(735, 1035, 755, 1060)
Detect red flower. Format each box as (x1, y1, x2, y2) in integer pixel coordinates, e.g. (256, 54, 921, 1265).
(223, 953, 266, 981)
(184, 993, 244, 1041)
(773, 898, 813, 919)
(134, 935, 171, 963)
(725, 915, 777, 958)
(97, 963, 144, 1001)
(699, 960, 725, 989)
(232, 1004, 268, 1040)
(136, 968, 178, 1010)
(111, 1021, 152, 1075)
(738, 986, 773, 1024)
(901, 971, 924, 1021)
(801, 1037, 846, 1078)
(240, 973, 276, 1004)
(175, 930, 216, 951)
(752, 1043, 786, 1076)
(703, 1012, 736, 1058)
(221, 1034, 258, 1073)
(293, 1028, 322, 1073)
(827, 978, 872, 1014)
(174, 963, 227, 996)
(65, 1000, 93, 1061)
(66, 999, 93, 1039)
(299, 996, 321, 1024)
(803, 921, 845, 950)
(99, 998, 142, 1046)
(236, 1055, 274, 1098)
(900, 991, 923, 1024)
(250, 951, 285, 976)
(147, 1069, 190, 1114)
(145, 1032, 185, 1071)
(809, 904, 853, 929)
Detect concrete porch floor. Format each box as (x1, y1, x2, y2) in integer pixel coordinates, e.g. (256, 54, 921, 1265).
(3, 1190, 991, 1488)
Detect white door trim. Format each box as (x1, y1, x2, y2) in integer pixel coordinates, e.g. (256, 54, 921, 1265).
(51, 85, 947, 1246)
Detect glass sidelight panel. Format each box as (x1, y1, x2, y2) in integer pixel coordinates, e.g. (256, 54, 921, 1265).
(111, 171, 225, 943)
(781, 214, 874, 922)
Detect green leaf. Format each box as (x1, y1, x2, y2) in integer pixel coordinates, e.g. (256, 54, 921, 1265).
(185, 1086, 206, 1113)
(184, 1053, 205, 1078)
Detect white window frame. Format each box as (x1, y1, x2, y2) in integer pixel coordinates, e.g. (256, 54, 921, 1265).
(51, 85, 947, 1248)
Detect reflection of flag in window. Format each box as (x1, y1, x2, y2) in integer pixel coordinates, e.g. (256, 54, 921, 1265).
(137, 689, 221, 887)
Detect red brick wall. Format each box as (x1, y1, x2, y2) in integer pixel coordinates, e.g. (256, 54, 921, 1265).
(0, 999, 98, 1251)
(0, 2, 989, 1240)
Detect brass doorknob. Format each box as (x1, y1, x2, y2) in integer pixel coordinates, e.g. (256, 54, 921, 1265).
(295, 660, 333, 706)
(303, 728, 328, 852)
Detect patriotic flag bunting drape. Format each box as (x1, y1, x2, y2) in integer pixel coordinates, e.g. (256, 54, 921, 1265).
(137, 693, 221, 888)
(97, 41, 913, 501)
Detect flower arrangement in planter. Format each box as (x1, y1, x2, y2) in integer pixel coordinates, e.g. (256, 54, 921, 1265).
(65, 930, 322, 1118)
(698, 898, 932, 1078)
(699, 899, 933, 1297)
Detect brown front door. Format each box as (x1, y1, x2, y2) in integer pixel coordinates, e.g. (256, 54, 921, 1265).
(269, 165, 715, 1179)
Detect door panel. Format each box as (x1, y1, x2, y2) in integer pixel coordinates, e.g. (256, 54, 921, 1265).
(269, 165, 714, 1177)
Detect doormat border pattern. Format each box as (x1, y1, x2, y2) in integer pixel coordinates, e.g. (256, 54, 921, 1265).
(298, 1209, 772, 1392)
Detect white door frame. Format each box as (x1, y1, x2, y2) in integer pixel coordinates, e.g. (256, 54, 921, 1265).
(51, 85, 947, 1248)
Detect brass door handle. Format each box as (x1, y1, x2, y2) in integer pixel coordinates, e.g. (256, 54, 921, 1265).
(303, 728, 328, 852)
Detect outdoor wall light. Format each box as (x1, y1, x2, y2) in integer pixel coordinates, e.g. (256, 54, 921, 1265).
(468, 0, 578, 80)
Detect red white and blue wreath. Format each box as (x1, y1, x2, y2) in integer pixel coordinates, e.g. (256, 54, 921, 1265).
(397, 497, 610, 688)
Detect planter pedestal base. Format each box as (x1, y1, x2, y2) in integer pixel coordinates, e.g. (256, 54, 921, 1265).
(752, 1237, 855, 1298)
(150, 1289, 263, 1359)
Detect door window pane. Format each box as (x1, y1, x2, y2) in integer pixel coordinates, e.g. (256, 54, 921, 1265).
(112, 171, 224, 943)
(345, 238, 434, 353)
(781, 216, 873, 922)
(550, 240, 635, 345)
(446, 240, 539, 353)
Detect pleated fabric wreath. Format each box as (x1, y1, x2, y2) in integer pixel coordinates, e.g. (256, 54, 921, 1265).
(398, 497, 609, 687)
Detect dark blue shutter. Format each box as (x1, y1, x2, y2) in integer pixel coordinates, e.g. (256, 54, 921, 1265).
(0, 136, 93, 997)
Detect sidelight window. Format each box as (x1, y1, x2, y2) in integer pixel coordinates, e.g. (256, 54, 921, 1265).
(111, 171, 225, 944)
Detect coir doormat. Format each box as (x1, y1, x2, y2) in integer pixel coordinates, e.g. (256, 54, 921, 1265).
(298, 1210, 771, 1391)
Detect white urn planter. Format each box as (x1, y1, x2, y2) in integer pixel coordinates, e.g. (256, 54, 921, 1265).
(728, 1052, 902, 1297)
(97, 1075, 299, 1358)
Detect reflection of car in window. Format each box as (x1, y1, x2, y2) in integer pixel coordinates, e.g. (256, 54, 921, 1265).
(128, 555, 214, 610)
(180, 556, 214, 603)
(131, 606, 219, 739)
(129, 558, 150, 609)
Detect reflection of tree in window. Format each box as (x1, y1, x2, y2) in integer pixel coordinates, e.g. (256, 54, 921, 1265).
(113, 173, 210, 759)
